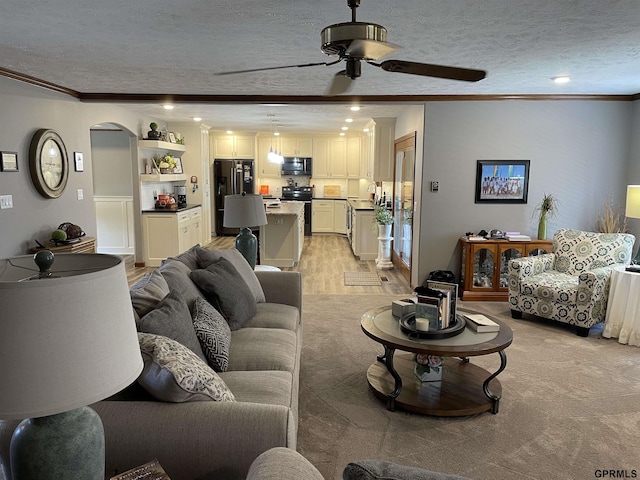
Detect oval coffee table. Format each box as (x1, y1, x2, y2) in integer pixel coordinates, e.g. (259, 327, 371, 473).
(361, 306, 513, 417)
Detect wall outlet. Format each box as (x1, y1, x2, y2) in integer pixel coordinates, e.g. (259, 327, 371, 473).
(431, 181, 439, 192)
(0, 195, 13, 209)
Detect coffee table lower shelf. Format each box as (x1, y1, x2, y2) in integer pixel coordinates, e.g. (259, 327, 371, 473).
(366, 353, 502, 417)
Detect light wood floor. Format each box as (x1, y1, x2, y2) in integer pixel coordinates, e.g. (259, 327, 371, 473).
(126, 235, 413, 295)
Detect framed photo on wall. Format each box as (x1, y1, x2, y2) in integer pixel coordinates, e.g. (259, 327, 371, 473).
(0, 151, 18, 172)
(475, 160, 530, 204)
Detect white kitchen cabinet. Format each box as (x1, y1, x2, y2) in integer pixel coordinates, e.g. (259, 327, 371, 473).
(256, 135, 282, 179)
(212, 134, 254, 159)
(363, 118, 396, 182)
(351, 208, 377, 260)
(312, 199, 335, 233)
(334, 200, 347, 234)
(312, 138, 329, 178)
(142, 207, 202, 267)
(260, 204, 305, 267)
(328, 139, 347, 178)
(280, 136, 313, 157)
(346, 136, 361, 179)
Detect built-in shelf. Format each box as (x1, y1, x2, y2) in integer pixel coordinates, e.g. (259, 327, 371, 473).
(138, 140, 186, 154)
(140, 173, 187, 182)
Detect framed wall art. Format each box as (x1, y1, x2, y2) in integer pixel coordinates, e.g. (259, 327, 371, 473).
(475, 160, 530, 204)
(1, 151, 18, 172)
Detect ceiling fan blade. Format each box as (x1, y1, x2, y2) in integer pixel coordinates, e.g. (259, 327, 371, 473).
(326, 71, 353, 96)
(345, 39, 400, 60)
(215, 61, 331, 76)
(377, 60, 486, 82)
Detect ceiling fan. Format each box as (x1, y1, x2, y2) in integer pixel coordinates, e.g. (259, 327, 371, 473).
(215, 0, 486, 95)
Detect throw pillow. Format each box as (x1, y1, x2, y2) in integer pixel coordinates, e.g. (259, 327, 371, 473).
(190, 258, 257, 330)
(164, 244, 201, 270)
(129, 269, 170, 317)
(136, 289, 207, 363)
(195, 246, 266, 303)
(159, 259, 205, 309)
(137, 332, 235, 403)
(192, 297, 231, 372)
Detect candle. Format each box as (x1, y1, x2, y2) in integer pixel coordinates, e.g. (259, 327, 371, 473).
(415, 318, 430, 331)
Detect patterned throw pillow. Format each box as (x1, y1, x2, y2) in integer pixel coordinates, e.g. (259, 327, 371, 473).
(137, 332, 235, 403)
(190, 258, 257, 330)
(192, 297, 231, 372)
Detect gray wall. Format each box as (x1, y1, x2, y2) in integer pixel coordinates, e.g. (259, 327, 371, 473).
(91, 130, 133, 196)
(0, 76, 153, 259)
(416, 100, 635, 284)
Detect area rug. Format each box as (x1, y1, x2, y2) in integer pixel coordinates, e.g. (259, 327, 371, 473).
(344, 272, 382, 286)
(298, 294, 640, 480)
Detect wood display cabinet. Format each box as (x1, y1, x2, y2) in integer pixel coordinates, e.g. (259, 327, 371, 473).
(459, 237, 553, 301)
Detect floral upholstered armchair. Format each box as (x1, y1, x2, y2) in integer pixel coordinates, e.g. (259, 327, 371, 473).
(508, 228, 635, 336)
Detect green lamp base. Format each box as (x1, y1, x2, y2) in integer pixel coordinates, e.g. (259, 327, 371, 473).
(11, 407, 105, 480)
(235, 227, 258, 269)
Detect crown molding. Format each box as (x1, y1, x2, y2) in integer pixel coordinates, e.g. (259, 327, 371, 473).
(1, 67, 637, 103)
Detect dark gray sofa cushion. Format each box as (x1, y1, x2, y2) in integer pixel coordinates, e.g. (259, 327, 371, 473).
(190, 258, 257, 330)
(159, 259, 205, 309)
(195, 246, 266, 303)
(136, 289, 207, 363)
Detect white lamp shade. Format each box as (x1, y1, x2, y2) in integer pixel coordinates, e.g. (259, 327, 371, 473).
(223, 194, 268, 228)
(626, 185, 640, 219)
(0, 253, 143, 419)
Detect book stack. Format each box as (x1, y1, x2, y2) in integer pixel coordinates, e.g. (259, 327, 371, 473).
(463, 313, 500, 333)
(505, 232, 531, 241)
(414, 281, 458, 330)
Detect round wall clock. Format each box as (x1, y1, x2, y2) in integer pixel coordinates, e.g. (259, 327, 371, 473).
(29, 129, 69, 199)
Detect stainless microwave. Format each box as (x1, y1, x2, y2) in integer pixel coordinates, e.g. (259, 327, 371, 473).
(282, 157, 312, 176)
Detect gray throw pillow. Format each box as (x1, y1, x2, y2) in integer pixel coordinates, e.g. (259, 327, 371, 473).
(129, 269, 170, 317)
(164, 243, 201, 270)
(136, 290, 207, 363)
(137, 332, 235, 403)
(159, 259, 205, 309)
(190, 258, 257, 330)
(192, 297, 231, 372)
(195, 246, 266, 303)
(342, 460, 472, 480)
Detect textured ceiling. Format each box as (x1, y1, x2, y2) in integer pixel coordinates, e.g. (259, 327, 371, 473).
(1, 0, 639, 133)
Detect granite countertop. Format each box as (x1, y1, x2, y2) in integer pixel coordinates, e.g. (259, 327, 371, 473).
(265, 201, 304, 216)
(142, 203, 202, 213)
(348, 199, 376, 210)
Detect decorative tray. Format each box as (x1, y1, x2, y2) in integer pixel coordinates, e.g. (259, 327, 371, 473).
(399, 313, 466, 340)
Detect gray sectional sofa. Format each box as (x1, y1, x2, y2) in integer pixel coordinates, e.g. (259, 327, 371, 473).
(0, 246, 303, 480)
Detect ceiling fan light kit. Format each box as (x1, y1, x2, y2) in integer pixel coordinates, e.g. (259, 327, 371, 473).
(215, 0, 486, 96)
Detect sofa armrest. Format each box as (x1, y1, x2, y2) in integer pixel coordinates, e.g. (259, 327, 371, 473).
(91, 400, 295, 480)
(508, 253, 555, 294)
(246, 447, 324, 480)
(255, 271, 302, 313)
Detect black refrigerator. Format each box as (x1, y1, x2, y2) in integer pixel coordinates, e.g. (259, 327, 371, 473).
(214, 159, 255, 235)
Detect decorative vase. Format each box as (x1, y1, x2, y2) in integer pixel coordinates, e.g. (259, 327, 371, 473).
(147, 130, 161, 140)
(160, 168, 174, 174)
(378, 224, 392, 238)
(537, 211, 547, 239)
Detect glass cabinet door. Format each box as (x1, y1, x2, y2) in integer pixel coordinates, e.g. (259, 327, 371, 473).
(472, 247, 495, 289)
(499, 247, 523, 289)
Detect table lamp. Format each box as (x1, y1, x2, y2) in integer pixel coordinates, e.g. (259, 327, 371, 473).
(0, 252, 143, 480)
(626, 185, 640, 265)
(223, 193, 268, 269)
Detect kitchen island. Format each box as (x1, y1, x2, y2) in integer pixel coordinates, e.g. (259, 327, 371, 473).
(259, 201, 305, 267)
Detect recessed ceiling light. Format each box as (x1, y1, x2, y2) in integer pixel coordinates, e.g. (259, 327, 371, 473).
(274, 132, 280, 136)
(350, 106, 361, 111)
(363, 128, 369, 132)
(193, 117, 202, 122)
(339, 132, 346, 136)
(345, 118, 354, 123)
(163, 104, 174, 110)
(552, 76, 570, 84)
(341, 126, 349, 131)
(226, 130, 233, 134)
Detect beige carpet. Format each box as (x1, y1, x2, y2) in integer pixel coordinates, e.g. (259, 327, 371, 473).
(297, 295, 640, 480)
(344, 272, 382, 286)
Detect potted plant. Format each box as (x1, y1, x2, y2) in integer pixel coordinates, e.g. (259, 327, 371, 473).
(154, 154, 177, 174)
(375, 205, 393, 237)
(533, 193, 558, 239)
(147, 122, 161, 140)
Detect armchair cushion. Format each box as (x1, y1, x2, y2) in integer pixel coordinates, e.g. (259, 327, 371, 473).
(521, 271, 578, 305)
(553, 229, 634, 274)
